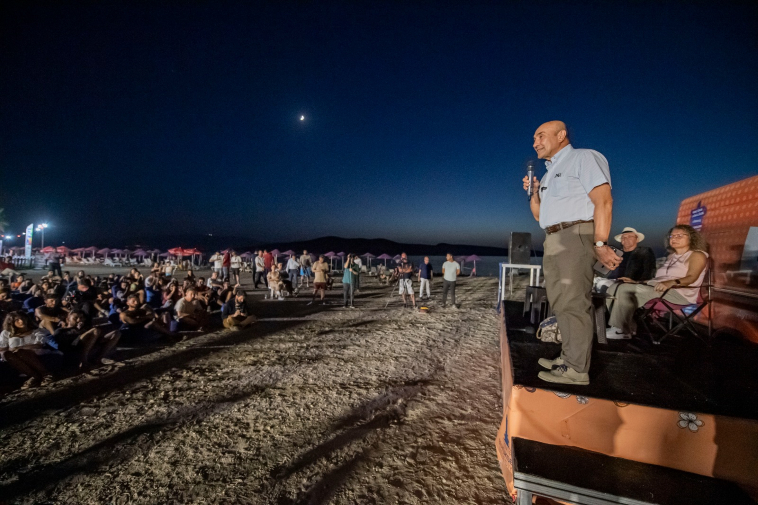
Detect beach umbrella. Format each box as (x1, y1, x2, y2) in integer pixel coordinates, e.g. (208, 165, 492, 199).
(324, 251, 336, 268)
(71, 247, 86, 255)
(84, 246, 98, 258)
(168, 247, 184, 257)
(56, 246, 71, 255)
(133, 249, 148, 257)
(282, 249, 295, 256)
(41, 246, 56, 254)
(270, 249, 281, 263)
(336, 252, 346, 269)
(361, 252, 376, 268)
(392, 254, 402, 264)
(466, 254, 482, 276)
(240, 251, 254, 259)
(110, 248, 124, 256)
(158, 252, 171, 257)
(376, 253, 392, 266)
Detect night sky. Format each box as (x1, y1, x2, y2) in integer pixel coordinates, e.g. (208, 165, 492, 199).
(1, 1, 757, 250)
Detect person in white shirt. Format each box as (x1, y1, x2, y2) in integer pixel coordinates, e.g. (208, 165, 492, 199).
(286, 255, 301, 291)
(230, 251, 242, 286)
(441, 253, 461, 308)
(209, 252, 223, 275)
(254, 251, 267, 289)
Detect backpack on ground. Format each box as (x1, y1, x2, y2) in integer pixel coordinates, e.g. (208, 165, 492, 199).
(537, 315, 562, 343)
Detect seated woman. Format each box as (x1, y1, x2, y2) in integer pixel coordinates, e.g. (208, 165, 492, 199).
(267, 264, 285, 301)
(1, 311, 55, 389)
(606, 224, 708, 339)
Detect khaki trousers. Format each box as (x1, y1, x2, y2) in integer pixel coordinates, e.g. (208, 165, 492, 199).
(608, 283, 690, 333)
(543, 222, 596, 374)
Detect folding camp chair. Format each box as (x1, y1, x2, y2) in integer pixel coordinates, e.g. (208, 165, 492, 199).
(639, 259, 713, 345)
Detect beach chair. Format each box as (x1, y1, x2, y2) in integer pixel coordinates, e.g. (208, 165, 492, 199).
(639, 259, 713, 345)
(104, 258, 122, 267)
(370, 266, 377, 276)
(143, 258, 153, 268)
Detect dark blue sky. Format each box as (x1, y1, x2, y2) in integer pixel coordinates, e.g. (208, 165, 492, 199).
(1, 1, 756, 249)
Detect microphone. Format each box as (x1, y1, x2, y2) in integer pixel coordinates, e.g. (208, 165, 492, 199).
(526, 160, 535, 200)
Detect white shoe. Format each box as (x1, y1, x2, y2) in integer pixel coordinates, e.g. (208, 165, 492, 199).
(605, 326, 631, 340)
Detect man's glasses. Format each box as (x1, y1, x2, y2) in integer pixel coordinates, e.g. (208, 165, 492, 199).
(669, 234, 688, 239)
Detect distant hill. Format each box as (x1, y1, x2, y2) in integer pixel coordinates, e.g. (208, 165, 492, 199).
(110, 234, 520, 257)
(251, 236, 510, 257)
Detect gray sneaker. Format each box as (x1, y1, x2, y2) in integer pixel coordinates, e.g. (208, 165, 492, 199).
(538, 364, 589, 385)
(538, 356, 564, 370)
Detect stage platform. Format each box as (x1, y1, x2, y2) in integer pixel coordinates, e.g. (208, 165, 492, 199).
(495, 300, 758, 504)
(502, 300, 758, 420)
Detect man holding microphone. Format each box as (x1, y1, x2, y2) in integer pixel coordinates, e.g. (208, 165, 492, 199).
(523, 121, 619, 385)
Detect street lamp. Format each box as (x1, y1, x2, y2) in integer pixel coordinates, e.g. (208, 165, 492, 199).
(35, 223, 49, 248)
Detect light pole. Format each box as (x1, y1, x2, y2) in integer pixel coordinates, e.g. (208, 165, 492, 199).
(36, 223, 48, 248)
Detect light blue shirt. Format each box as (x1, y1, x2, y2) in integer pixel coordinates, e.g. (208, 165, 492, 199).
(538, 144, 611, 229)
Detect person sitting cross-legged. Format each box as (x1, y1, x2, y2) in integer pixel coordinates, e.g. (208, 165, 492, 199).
(222, 291, 257, 331)
(171, 286, 209, 332)
(119, 294, 176, 343)
(267, 264, 285, 301)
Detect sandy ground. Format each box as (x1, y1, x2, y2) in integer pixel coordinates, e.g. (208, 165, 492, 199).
(0, 269, 512, 504)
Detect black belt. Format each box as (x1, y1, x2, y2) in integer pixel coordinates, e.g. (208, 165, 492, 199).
(544, 219, 593, 235)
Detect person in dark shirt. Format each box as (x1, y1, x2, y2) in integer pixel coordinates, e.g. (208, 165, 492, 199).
(72, 279, 107, 326)
(22, 288, 45, 314)
(49, 311, 121, 371)
(417, 257, 434, 300)
(395, 253, 416, 309)
(222, 291, 256, 330)
(119, 294, 175, 342)
(35, 294, 69, 334)
(607, 227, 656, 282)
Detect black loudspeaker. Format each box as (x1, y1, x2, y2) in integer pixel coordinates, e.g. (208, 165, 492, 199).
(509, 232, 532, 265)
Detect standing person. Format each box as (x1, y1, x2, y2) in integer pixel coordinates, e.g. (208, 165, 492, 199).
(263, 250, 274, 275)
(441, 253, 460, 308)
(209, 252, 223, 276)
(353, 255, 362, 293)
(396, 253, 416, 309)
(230, 250, 242, 286)
(342, 254, 359, 308)
(308, 255, 329, 305)
(418, 256, 434, 300)
(300, 250, 312, 287)
(254, 251, 267, 289)
(524, 120, 617, 386)
(221, 250, 231, 282)
(49, 251, 63, 278)
(286, 255, 300, 292)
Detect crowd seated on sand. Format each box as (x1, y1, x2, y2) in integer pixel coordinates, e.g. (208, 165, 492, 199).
(0, 245, 476, 393)
(0, 261, 259, 391)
